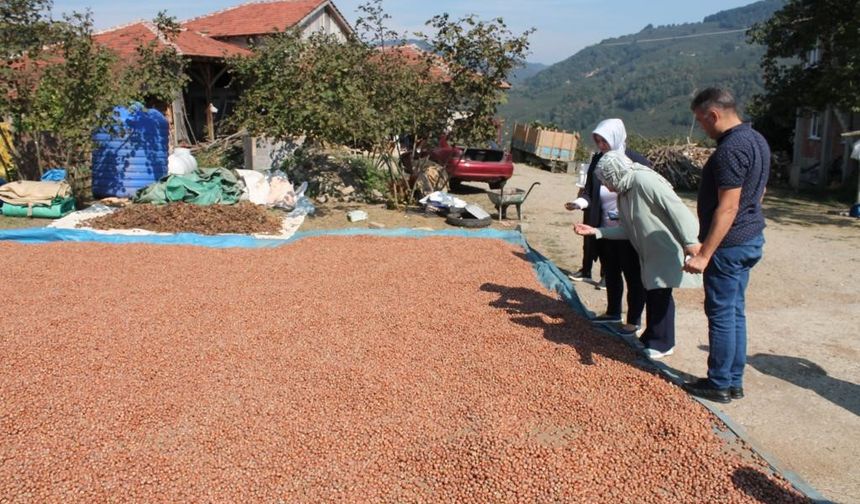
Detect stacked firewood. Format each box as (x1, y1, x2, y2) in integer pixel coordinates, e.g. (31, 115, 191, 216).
(645, 144, 714, 191)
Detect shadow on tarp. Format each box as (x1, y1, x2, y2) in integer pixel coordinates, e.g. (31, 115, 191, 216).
(0, 224, 831, 503)
(732, 466, 821, 504)
(480, 282, 621, 367)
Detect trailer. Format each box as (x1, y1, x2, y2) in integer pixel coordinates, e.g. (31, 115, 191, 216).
(510, 123, 580, 172)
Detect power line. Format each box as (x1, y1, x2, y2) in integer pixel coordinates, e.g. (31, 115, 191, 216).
(601, 27, 750, 47)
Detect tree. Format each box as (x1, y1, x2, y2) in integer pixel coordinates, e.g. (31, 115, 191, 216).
(228, 17, 439, 203)
(229, 28, 374, 147)
(748, 0, 860, 114)
(120, 12, 189, 107)
(0, 0, 54, 61)
(1, 0, 57, 178)
(421, 14, 533, 145)
(228, 1, 532, 203)
(28, 11, 120, 171)
(1, 2, 189, 181)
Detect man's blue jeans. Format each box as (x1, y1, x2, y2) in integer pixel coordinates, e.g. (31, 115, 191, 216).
(704, 234, 764, 389)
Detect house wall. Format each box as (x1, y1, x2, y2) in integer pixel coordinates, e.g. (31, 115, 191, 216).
(179, 4, 353, 145)
(301, 9, 348, 41)
(792, 109, 851, 188)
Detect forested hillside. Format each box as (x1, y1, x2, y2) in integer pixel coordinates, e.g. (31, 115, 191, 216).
(508, 62, 548, 85)
(500, 0, 786, 139)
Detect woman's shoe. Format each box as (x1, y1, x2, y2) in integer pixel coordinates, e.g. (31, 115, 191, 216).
(592, 313, 622, 323)
(643, 347, 674, 359)
(568, 270, 592, 282)
(618, 324, 641, 335)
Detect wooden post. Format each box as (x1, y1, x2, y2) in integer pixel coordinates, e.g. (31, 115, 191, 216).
(818, 107, 832, 189)
(164, 102, 175, 148)
(204, 64, 215, 142)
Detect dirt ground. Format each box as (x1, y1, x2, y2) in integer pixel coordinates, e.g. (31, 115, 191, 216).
(301, 163, 860, 504)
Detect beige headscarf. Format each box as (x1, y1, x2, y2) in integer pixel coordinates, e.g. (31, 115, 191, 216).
(596, 150, 672, 193)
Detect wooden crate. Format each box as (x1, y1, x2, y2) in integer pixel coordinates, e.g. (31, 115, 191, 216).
(511, 123, 579, 162)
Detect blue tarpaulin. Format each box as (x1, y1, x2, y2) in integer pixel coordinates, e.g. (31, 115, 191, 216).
(0, 224, 829, 502)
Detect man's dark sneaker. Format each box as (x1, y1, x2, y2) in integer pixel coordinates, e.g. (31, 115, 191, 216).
(682, 378, 731, 404)
(690, 379, 743, 399)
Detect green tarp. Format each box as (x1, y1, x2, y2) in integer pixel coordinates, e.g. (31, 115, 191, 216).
(133, 167, 244, 205)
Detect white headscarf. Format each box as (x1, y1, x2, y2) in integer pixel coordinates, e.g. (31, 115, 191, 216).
(592, 118, 627, 154)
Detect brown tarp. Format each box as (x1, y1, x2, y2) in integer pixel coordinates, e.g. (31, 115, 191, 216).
(0, 181, 72, 206)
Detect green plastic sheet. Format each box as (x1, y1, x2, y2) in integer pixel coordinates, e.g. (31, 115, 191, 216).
(133, 167, 244, 205)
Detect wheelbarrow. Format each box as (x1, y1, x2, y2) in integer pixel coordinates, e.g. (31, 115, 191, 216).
(487, 182, 540, 220)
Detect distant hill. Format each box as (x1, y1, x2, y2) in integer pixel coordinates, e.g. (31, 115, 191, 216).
(500, 0, 786, 140)
(508, 62, 548, 85)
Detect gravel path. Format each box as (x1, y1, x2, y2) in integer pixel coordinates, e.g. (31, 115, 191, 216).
(0, 237, 809, 502)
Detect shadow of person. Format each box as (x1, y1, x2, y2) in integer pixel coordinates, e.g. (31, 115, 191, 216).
(731, 466, 811, 503)
(747, 353, 860, 417)
(480, 282, 639, 368)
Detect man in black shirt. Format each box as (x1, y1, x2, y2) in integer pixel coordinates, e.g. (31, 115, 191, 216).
(682, 88, 770, 403)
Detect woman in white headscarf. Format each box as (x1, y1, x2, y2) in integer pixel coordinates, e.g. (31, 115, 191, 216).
(574, 151, 702, 359)
(565, 119, 649, 335)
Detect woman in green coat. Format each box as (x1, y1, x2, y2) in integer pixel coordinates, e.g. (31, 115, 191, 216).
(574, 151, 701, 359)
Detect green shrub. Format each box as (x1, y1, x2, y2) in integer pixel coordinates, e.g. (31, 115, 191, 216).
(348, 155, 387, 195)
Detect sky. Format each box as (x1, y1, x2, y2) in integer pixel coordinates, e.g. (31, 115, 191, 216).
(51, 0, 757, 64)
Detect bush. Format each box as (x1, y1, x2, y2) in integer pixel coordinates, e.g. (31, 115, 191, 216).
(347, 155, 387, 197)
(192, 138, 244, 171)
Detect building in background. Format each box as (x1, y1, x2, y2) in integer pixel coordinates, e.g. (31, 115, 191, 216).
(95, 0, 353, 145)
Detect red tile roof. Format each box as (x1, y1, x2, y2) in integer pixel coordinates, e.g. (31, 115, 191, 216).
(94, 22, 251, 59)
(374, 45, 451, 83)
(376, 45, 512, 89)
(182, 0, 329, 38)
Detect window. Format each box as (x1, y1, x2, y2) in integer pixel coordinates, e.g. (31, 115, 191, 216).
(805, 45, 821, 68)
(809, 112, 821, 140)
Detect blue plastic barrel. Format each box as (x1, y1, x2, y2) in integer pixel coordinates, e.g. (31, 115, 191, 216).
(91, 104, 168, 198)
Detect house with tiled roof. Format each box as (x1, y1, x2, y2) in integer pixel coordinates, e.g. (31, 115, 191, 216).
(95, 0, 353, 144)
(183, 0, 351, 47)
(93, 22, 252, 61)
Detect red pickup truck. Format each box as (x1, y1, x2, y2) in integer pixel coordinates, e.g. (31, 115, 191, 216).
(428, 134, 514, 190)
